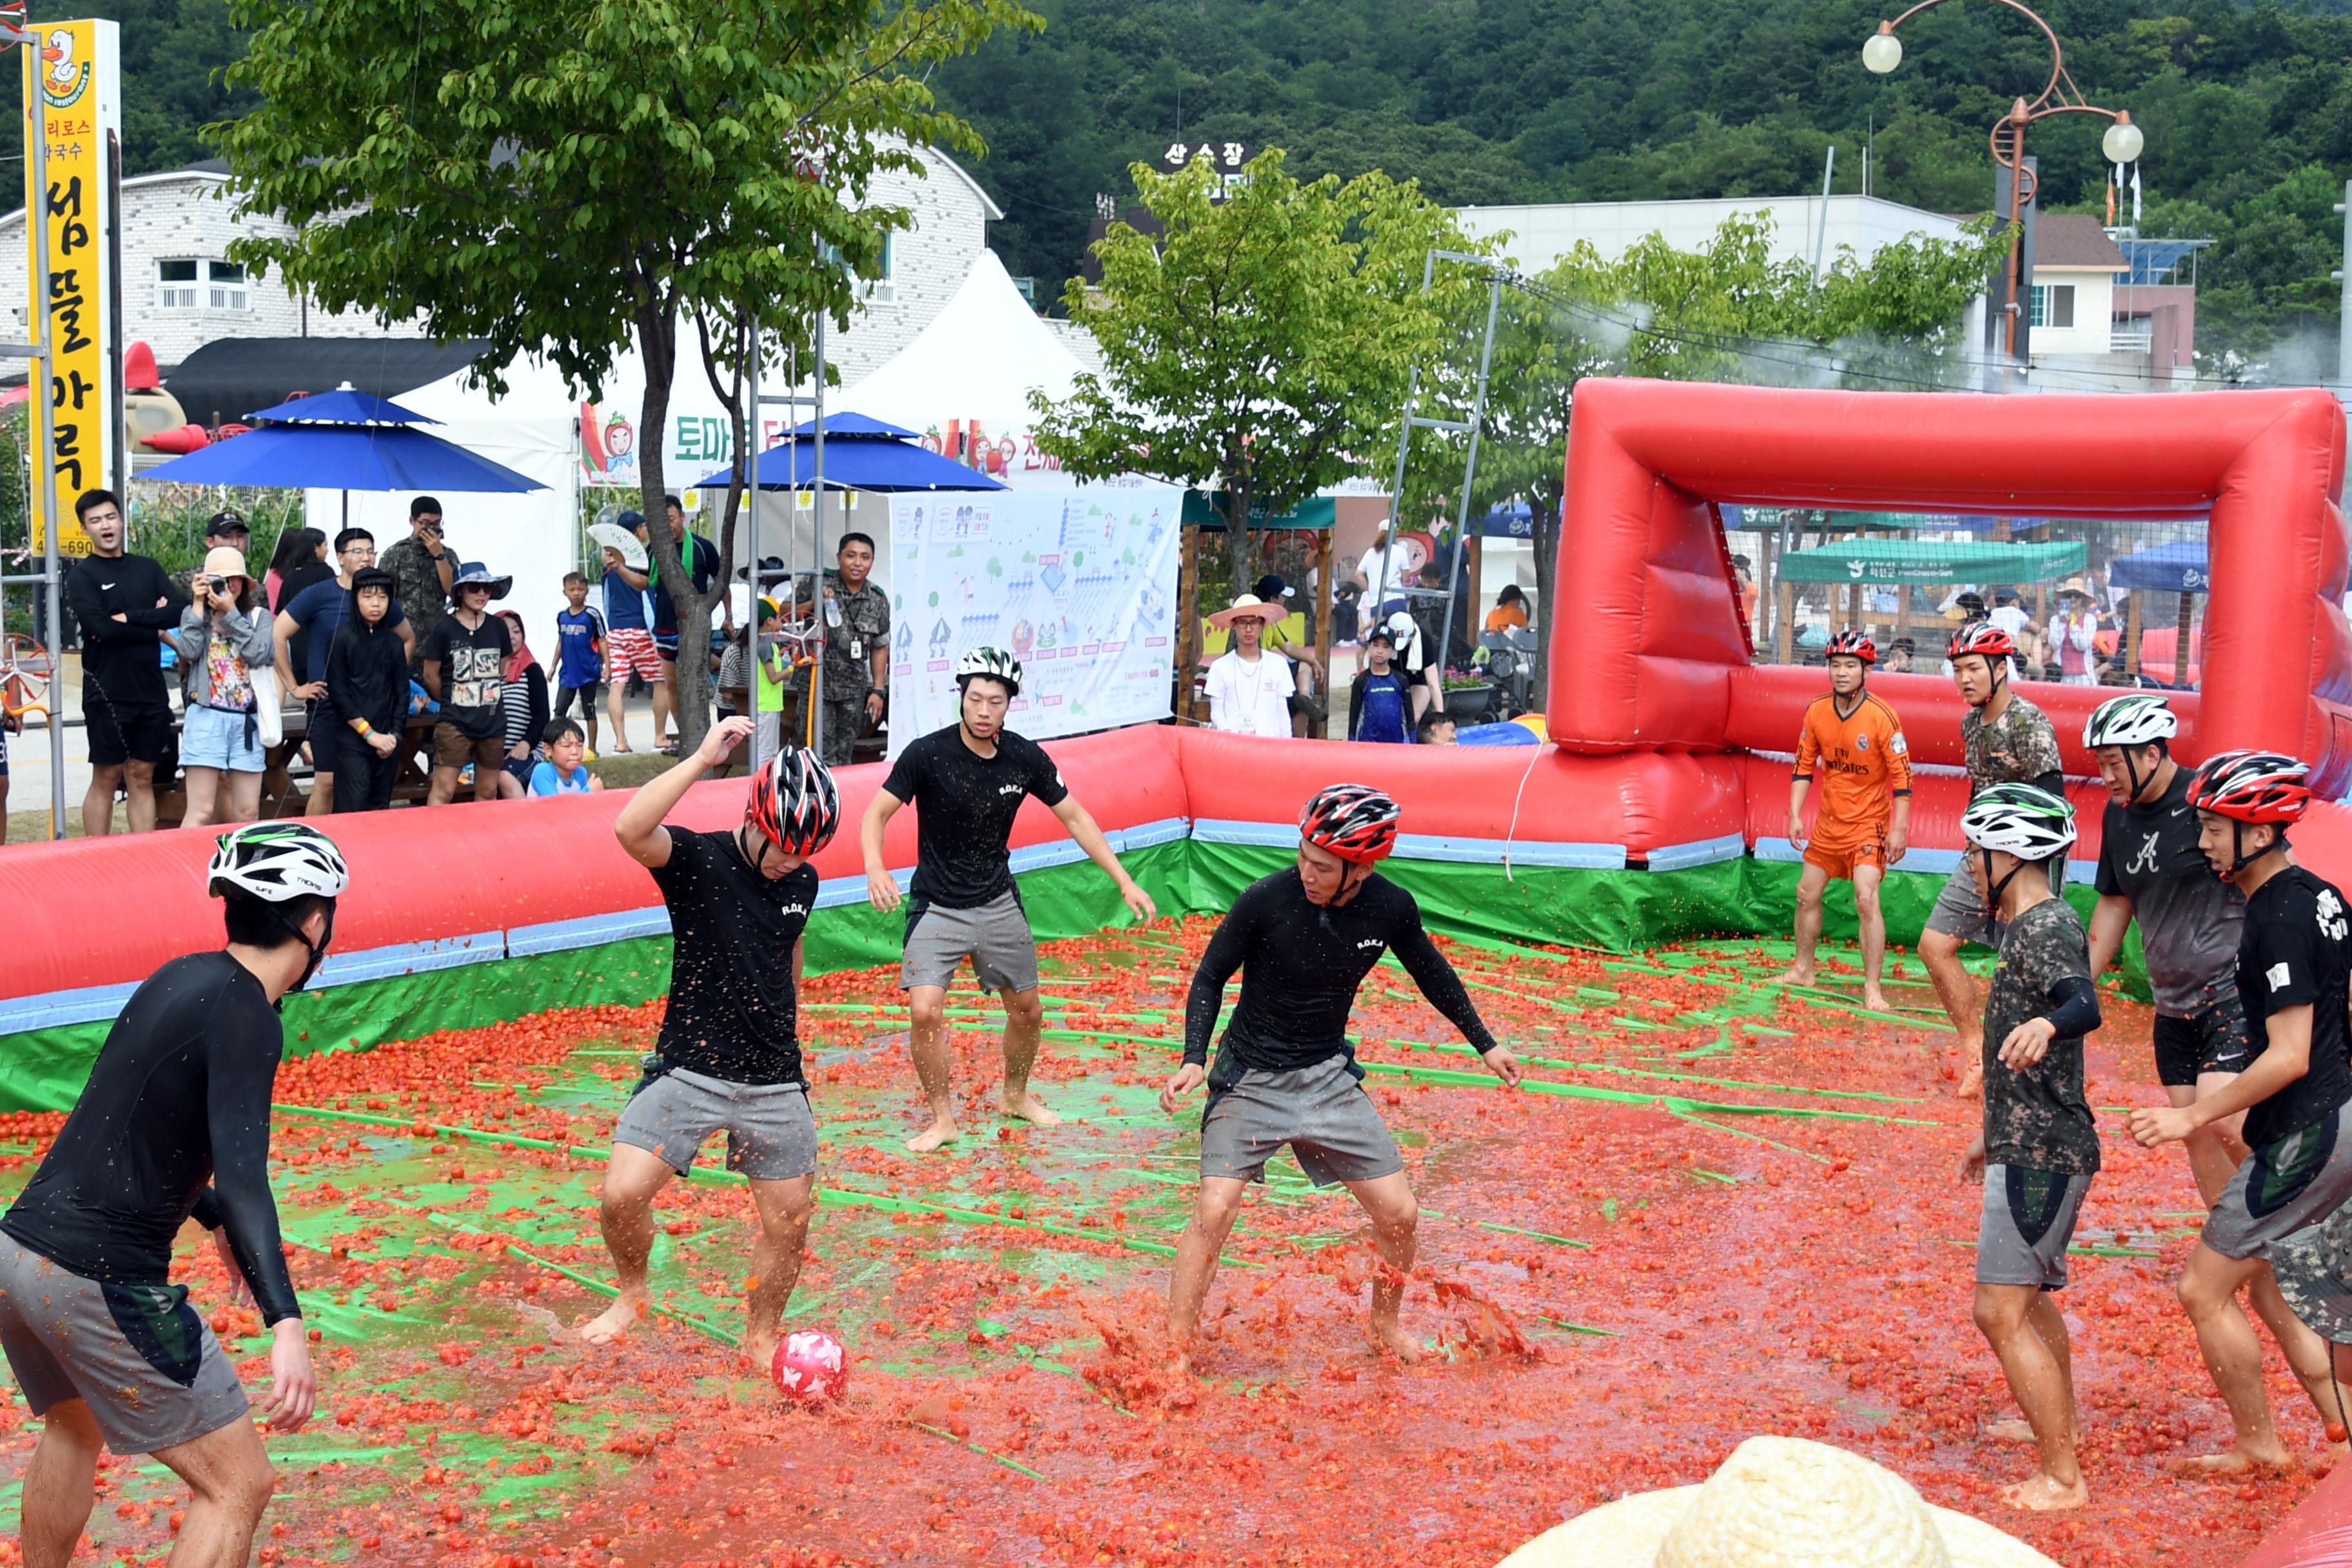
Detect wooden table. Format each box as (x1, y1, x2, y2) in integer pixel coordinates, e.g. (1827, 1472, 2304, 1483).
(155, 705, 439, 825)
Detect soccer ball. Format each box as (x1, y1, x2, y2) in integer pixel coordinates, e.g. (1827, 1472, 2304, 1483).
(772, 1329, 848, 1404)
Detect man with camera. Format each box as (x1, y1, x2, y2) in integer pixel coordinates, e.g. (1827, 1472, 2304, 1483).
(378, 497, 455, 669)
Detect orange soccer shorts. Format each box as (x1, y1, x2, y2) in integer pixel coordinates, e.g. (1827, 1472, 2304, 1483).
(1802, 821, 1888, 883)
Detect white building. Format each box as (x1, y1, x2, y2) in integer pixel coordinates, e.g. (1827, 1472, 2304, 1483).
(0, 141, 1008, 386)
(1456, 192, 1977, 274)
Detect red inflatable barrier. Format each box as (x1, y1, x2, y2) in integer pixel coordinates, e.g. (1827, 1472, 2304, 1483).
(1734, 752, 2112, 864)
(1174, 730, 1746, 859)
(1549, 380, 2352, 791)
(1725, 664, 2205, 777)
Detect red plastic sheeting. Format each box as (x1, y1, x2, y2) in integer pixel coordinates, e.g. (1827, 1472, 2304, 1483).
(1173, 729, 1745, 856)
(1546, 380, 2352, 791)
(2239, 1456, 2352, 1568)
(1725, 664, 2206, 777)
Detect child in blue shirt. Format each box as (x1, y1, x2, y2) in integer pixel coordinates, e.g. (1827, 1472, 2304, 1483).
(553, 571, 608, 756)
(1348, 625, 1416, 744)
(528, 718, 603, 796)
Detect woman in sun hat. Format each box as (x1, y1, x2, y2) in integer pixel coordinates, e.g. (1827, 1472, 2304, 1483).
(2046, 577, 2104, 685)
(1203, 594, 1295, 739)
(172, 545, 276, 827)
(1497, 1436, 2059, 1567)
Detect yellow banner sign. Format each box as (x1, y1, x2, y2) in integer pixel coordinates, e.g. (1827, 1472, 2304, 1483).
(24, 19, 118, 556)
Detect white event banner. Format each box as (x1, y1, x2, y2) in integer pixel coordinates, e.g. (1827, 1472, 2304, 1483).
(886, 484, 1184, 756)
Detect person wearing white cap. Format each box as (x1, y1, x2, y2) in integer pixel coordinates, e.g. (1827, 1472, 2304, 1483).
(1497, 1435, 2059, 1567)
(1203, 595, 1295, 740)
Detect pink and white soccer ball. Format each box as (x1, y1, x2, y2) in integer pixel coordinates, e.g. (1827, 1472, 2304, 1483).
(772, 1329, 848, 1404)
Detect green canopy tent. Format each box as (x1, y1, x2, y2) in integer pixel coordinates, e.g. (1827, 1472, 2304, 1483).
(1176, 491, 1340, 731)
(1771, 537, 2087, 663)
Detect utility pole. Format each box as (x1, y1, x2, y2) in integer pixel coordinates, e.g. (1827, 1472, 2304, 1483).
(2335, 181, 2351, 391)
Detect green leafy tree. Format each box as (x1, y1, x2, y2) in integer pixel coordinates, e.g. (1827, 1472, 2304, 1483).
(1473, 214, 2006, 698)
(1034, 148, 1487, 591)
(215, 0, 1034, 748)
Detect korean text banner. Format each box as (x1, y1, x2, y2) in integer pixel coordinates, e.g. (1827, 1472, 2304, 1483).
(24, 19, 118, 556)
(885, 485, 1184, 757)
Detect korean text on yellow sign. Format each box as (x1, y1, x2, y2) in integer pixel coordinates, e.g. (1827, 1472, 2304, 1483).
(23, 19, 118, 556)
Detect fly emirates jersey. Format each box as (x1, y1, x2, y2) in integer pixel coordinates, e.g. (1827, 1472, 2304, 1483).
(1794, 690, 1912, 836)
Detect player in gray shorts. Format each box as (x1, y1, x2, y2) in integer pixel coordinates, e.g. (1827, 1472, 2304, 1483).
(583, 724, 838, 1371)
(1160, 785, 1521, 1368)
(860, 646, 1157, 1153)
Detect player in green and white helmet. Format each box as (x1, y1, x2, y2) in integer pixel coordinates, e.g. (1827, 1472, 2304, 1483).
(0, 823, 339, 1560)
(1954, 782, 2102, 1512)
(860, 645, 1157, 1152)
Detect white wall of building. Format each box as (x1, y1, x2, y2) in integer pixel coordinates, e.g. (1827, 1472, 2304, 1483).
(0, 140, 1006, 380)
(1455, 193, 1975, 275)
(2024, 267, 2118, 358)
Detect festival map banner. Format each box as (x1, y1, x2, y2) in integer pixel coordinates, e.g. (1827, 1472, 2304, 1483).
(24, 18, 117, 556)
(885, 485, 1183, 757)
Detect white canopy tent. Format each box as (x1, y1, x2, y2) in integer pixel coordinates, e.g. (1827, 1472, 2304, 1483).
(839, 250, 1092, 490)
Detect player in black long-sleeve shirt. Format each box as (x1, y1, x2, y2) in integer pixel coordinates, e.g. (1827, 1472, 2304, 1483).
(0, 823, 339, 1565)
(1159, 785, 1520, 1365)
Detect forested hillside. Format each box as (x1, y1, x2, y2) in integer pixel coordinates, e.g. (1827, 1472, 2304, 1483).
(22, 0, 2352, 364)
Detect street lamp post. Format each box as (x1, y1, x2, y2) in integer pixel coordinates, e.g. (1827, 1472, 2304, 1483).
(1864, 1, 2143, 362)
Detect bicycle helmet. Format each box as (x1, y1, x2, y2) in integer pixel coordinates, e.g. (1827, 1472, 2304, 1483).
(1959, 782, 2078, 861)
(746, 747, 839, 858)
(207, 822, 349, 902)
(2082, 692, 2177, 750)
(1824, 629, 1876, 665)
(2188, 749, 2310, 825)
(1300, 783, 1401, 865)
(954, 645, 1023, 696)
(1946, 621, 2015, 664)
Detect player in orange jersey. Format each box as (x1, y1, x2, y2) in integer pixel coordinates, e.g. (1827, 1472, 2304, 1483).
(1772, 630, 1913, 1011)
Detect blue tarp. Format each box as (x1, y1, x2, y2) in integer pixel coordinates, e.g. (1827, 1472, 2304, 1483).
(141, 424, 545, 492)
(2110, 539, 2210, 594)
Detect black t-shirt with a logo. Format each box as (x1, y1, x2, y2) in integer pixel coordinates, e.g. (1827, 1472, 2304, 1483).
(2095, 767, 2245, 1016)
(647, 830, 816, 1086)
(2237, 865, 2352, 1150)
(881, 725, 1069, 909)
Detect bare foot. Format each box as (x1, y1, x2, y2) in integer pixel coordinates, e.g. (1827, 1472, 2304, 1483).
(1003, 1092, 1063, 1128)
(2001, 1472, 2088, 1511)
(2170, 1446, 2296, 1476)
(742, 1330, 779, 1376)
(905, 1118, 960, 1153)
(1863, 988, 1893, 1014)
(1954, 1058, 1983, 1099)
(579, 1293, 648, 1346)
(1986, 1417, 2083, 1446)
(1767, 965, 1816, 989)
(1367, 1316, 1426, 1364)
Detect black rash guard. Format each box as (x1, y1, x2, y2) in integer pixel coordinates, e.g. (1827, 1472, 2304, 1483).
(3, 952, 302, 1326)
(1183, 868, 1497, 1075)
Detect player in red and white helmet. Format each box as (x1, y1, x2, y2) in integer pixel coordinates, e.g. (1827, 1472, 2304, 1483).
(2128, 748, 2352, 1473)
(589, 718, 839, 1369)
(1924, 617, 2064, 1098)
(1773, 629, 1912, 1012)
(1158, 784, 1520, 1367)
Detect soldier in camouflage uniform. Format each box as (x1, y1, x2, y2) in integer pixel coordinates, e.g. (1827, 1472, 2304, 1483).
(803, 532, 890, 766)
(1955, 783, 2100, 1513)
(1925, 621, 2066, 1097)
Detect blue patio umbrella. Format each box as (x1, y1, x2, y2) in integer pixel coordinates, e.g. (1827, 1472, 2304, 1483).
(690, 411, 1005, 493)
(2108, 538, 2210, 594)
(140, 384, 546, 493)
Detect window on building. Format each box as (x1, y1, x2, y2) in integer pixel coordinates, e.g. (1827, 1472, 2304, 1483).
(866, 235, 894, 304)
(157, 259, 199, 310)
(2028, 283, 2075, 329)
(206, 260, 248, 311)
(157, 259, 250, 311)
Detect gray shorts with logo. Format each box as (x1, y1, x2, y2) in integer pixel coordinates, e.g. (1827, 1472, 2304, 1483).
(0, 1229, 250, 1455)
(901, 889, 1040, 994)
(1200, 1055, 1404, 1189)
(1977, 1164, 2090, 1290)
(613, 1065, 818, 1182)
(2204, 1102, 2352, 1262)
(1925, 863, 2000, 948)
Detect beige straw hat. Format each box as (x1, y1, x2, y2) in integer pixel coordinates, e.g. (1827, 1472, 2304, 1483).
(1209, 593, 1284, 628)
(1496, 1437, 2058, 1568)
